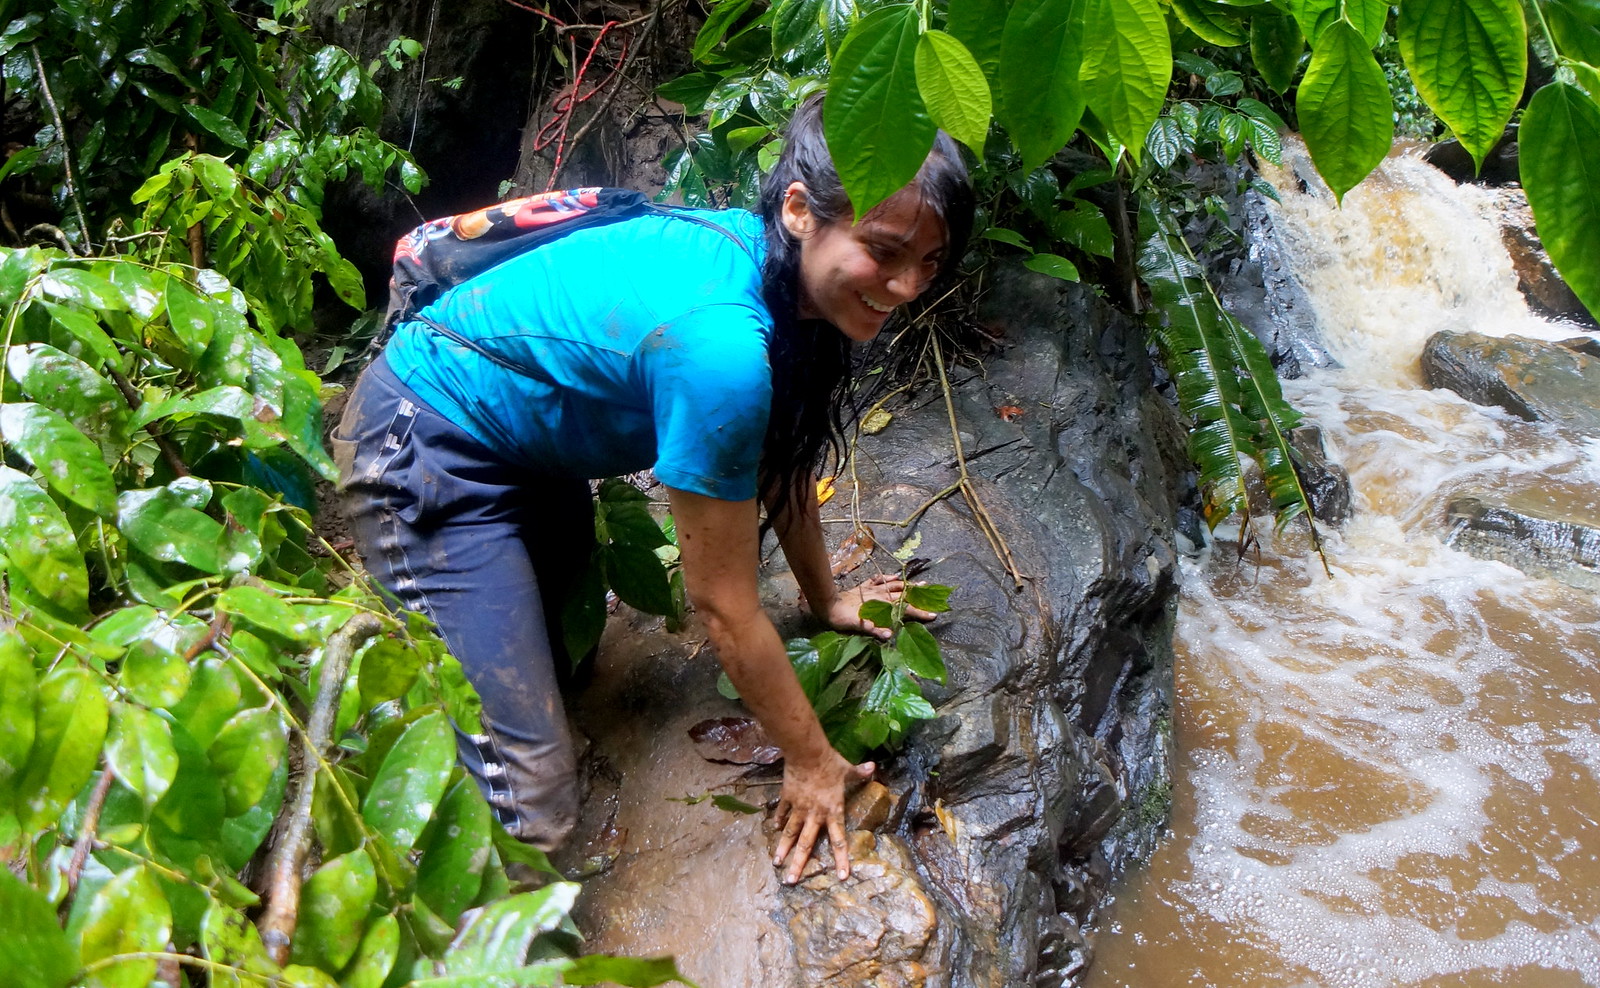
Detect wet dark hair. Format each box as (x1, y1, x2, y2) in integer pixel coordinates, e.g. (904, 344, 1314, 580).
(756, 93, 973, 525)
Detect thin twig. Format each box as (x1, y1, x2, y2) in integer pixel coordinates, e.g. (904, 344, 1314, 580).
(931, 341, 1023, 587)
(107, 366, 190, 478)
(29, 44, 90, 250)
(255, 611, 383, 965)
(62, 766, 115, 903)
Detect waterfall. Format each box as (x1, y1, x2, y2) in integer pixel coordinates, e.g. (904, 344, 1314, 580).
(1088, 142, 1600, 988)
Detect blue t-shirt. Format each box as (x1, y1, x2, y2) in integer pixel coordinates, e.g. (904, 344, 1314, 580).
(384, 208, 771, 500)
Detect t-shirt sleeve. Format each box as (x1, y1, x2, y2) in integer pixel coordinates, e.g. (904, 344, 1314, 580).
(637, 305, 772, 501)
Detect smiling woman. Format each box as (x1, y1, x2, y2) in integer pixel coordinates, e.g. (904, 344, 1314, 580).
(333, 93, 973, 885)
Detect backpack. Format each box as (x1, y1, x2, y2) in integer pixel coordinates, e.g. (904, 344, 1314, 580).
(376, 187, 753, 363)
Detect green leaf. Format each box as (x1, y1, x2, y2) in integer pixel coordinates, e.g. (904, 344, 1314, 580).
(362, 709, 455, 850)
(1543, 0, 1600, 65)
(1289, 0, 1340, 42)
(40, 302, 121, 369)
(341, 913, 399, 988)
(442, 884, 581, 977)
(416, 779, 493, 926)
(40, 267, 126, 312)
(0, 403, 116, 516)
(106, 703, 179, 808)
(825, 5, 937, 219)
(0, 466, 87, 618)
(656, 73, 721, 114)
(0, 868, 77, 988)
(1024, 252, 1081, 280)
(772, 0, 825, 60)
(1520, 82, 1600, 319)
(75, 865, 171, 988)
(1170, 0, 1249, 46)
(858, 598, 894, 629)
(1078, 0, 1172, 159)
(982, 226, 1031, 248)
(1251, 6, 1305, 93)
(5, 343, 126, 439)
(998, 0, 1088, 170)
(181, 104, 249, 148)
(290, 849, 377, 973)
(116, 480, 225, 574)
(168, 658, 243, 749)
(209, 707, 288, 817)
(17, 666, 108, 832)
(563, 954, 700, 987)
(1398, 0, 1526, 171)
(1296, 20, 1392, 201)
(1344, 0, 1389, 45)
(947, 0, 1010, 85)
(152, 719, 228, 839)
(915, 30, 992, 152)
(1053, 202, 1116, 257)
(199, 901, 282, 985)
(604, 542, 675, 616)
(693, 0, 757, 60)
(215, 585, 314, 645)
(1146, 116, 1185, 168)
(357, 638, 422, 711)
(896, 622, 946, 682)
(0, 636, 36, 803)
(119, 639, 193, 709)
(162, 280, 219, 354)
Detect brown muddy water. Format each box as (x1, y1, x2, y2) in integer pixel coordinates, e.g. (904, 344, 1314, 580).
(1087, 144, 1600, 987)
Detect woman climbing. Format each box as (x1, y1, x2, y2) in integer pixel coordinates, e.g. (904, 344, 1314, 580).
(333, 95, 972, 884)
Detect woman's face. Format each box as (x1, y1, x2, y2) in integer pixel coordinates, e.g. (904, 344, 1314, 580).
(780, 181, 949, 342)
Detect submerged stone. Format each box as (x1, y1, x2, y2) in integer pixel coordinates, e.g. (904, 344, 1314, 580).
(1446, 495, 1600, 592)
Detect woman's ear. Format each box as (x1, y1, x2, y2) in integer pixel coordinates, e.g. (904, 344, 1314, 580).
(779, 181, 816, 238)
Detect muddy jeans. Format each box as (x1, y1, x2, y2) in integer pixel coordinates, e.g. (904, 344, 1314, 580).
(331, 354, 593, 850)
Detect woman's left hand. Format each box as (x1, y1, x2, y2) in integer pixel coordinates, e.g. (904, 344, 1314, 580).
(819, 573, 937, 640)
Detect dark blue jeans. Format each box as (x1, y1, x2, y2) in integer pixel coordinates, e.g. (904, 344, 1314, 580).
(331, 354, 593, 849)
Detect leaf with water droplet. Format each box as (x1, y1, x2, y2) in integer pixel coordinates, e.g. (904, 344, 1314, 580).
(289, 849, 376, 974)
(362, 709, 454, 850)
(74, 866, 171, 988)
(209, 707, 287, 817)
(0, 868, 77, 988)
(17, 666, 108, 832)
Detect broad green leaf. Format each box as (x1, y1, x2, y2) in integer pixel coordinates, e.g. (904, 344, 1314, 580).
(1345, 0, 1388, 45)
(0, 246, 47, 308)
(290, 849, 377, 973)
(214, 585, 314, 644)
(152, 719, 227, 838)
(1251, 6, 1305, 93)
(1024, 252, 1082, 280)
(442, 884, 581, 977)
(1146, 116, 1185, 168)
(181, 104, 248, 148)
(604, 542, 675, 616)
(357, 638, 422, 710)
(982, 227, 1031, 248)
(341, 914, 399, 988)
(106, 703, 179, 808)
(1399, 0, 1526, 171)
(0, 403, 116, 516)
(1543, 0, 1600, 65)
(5, 343, 126, 438)
(75, 865, 171, 988)
(416, 779, 493, 925)
(17, 666, 108, 831)
(1053, 202, 1116, 257)
(1289, 0, 1340, 41)
(563, 955, 699, 987)
(0, 636, 36, 803)
(693, 0, 757, 60)
(0, 868, 77, 988)
(915, 30, 992, 152)
(119, 639, 192, 709)
(858, 598, 894, 629)
(168, 658, 243, 749)
(896, 622, 947, 682)
(772, 0, 826, 60)
(209, 707, 288, 817)
(1078, 0, 1172, 159)
(1520, 82, 1600, 318)
(199, 901, 281, 986)
(116, 482, 225, 574)
(947, 0, 1010, 85)
(998, 0, 1088, 170)
(163, 280, 218, 354)
(1296, 21, 1393, 201)
(825, 5, 937, 218)
(40, 302, 121, 368)
(40, 267, 126, 312)
(1170, 0, 1249, 45)
(362, 709, 455, 850)
(655, 73, 720, 114)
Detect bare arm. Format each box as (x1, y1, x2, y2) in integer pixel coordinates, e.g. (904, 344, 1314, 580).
(667, 486, 871, 883)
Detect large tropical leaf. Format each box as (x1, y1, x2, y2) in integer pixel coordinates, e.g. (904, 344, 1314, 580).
(1251, 6, 1305, 93)
(1519, 82, 1600, 319)
(1296, 21, 1392, 201)
(998, 0, 1089, 170)
(1078, 0, 1172, 159)
(1398, 0, 1526, 171)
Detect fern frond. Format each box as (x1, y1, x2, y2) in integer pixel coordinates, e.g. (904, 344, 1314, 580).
(1137, 202, 1327, 567)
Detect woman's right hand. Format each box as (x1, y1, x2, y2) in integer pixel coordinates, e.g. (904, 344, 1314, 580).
(771, 750, 876, 884)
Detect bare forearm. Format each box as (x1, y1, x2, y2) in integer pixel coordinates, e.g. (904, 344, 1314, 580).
(769, 479, 837, 615)
(705, 609, 833, 767)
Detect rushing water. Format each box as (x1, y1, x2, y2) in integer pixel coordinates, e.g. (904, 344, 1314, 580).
(1087, 145, 1600, 987)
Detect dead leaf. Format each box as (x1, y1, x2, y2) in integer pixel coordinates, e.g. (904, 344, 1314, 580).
(861, 408, 894, 434)
(995, 405, 1024, 422)
(829, 527, 876, 578)
(816, 475, 836, 506)
(687, 717, 782, 765)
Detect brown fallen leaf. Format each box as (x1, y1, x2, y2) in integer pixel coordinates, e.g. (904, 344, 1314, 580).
(995, 404, 1024, 422)
(828, 527, 876, 579)
(687, 717, 782, 765)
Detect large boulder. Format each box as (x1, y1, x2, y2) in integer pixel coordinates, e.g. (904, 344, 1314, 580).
(566, 264, 1187, 986)
(1421, 331, 1600, 435)
(1446, 495, 1600, 592)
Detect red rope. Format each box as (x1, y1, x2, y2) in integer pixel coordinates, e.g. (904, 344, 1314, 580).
(532, 21, 629, 190)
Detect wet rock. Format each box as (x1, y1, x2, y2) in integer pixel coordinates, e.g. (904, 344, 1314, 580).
(1446, 495, 1600, 592)
(1423, 131, 1520, 187)
(1421, 330, 1600, 434)
(567, 264, 1186, 986)
(1481, 188, 1596, 325)
(1245, 426, 1352, 526)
